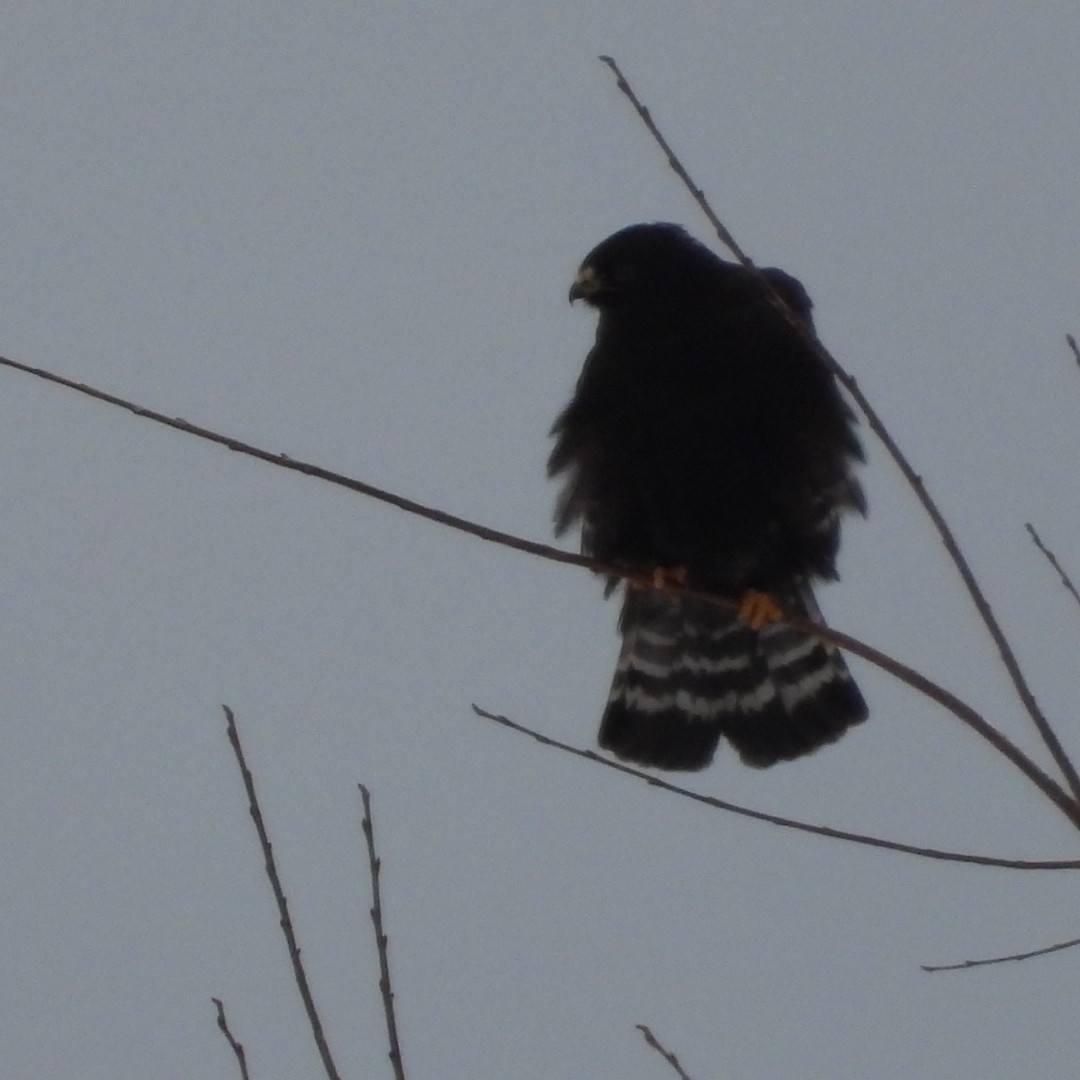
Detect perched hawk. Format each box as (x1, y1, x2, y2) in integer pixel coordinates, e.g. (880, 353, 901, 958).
(549, 223, 867, 770)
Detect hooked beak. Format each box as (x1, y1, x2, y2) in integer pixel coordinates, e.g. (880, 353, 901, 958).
(568, 265, 600, 304)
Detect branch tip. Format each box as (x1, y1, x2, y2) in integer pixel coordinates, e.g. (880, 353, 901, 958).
(211, 997, 250, 1080)
(225, 709, 343, 1080)
(922, 933, 1080, 973)
(358, 783, 407, 1080)
(471, 704, 1080, 870)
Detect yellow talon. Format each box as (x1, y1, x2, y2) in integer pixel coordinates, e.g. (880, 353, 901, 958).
(737, 589, 783, 629)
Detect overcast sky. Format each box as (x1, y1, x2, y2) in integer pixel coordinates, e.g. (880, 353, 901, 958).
(2, 4, 1079, 1079)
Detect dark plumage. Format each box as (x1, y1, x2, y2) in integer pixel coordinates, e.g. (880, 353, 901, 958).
(549, 223, 867, 770)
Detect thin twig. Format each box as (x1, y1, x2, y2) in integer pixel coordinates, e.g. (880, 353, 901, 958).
(599, 56, 751, 269)
(222, 707, 343, 1080)
(922, 933, 1080, 973)
(598, 54, 1080, 808)
(471, 706, 1080, 870)
(0, 352, 583, 572)
(1066, 333, 1079, 368)
(359, 784, 407, 1080)
(636, 1024, 696, 1080)
(212, 998, 251, 1080)
(0, 353, 1074, 826)
(1026, 524, 1080, 610)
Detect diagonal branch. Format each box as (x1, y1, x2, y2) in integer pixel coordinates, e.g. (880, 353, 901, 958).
(599, 56, 751, 269)
(223, 707, 343, 1080)
(0, 351, 1076, 827)
(471, 706, 1080, 870)
(598, 54, 1080, 808)
(1026, 523, 1080, 611)
(212, 998, 252, 1080)
(636, 1024, 697, 1080)
(358, 784, 407, 1080)
(922, 932, 1080, 973)
(0, 351, 582, 572)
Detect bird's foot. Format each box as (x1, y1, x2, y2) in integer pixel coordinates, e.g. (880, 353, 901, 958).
(736, 589, 783, 629)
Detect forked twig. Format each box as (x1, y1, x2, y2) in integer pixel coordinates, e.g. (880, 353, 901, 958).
(223, 707, 343, 1080)
(598, 54, 1080, 808)
(0, 352, 1075, 828)
(1026, 524, 1080, 610)
(636, 1024, 697, 1080)
(212, 997, 251, 1080)
(359, 783, 407, 1080)
(471, 706, 1080, 870)
(922, 932, 1080, 973)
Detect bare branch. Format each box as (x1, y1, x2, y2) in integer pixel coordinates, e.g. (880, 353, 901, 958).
(636, 1024, 697, 1080)
(212, 998, 251, 1080)
(598, 54, 1080, 809)
(0, 351, 1076, 826)
(222, 707, 343, 1080)
(1026, 523, 1080, 610)
(598, 56, 751, 269)
(0, 351, 583, 573)
(1067, 333, 1079, 368)
(472, 706, 1080, 870)
(359, 784, 407, 1080)
(922, 932, 1080, 973)
(0, 354, 1075, 824)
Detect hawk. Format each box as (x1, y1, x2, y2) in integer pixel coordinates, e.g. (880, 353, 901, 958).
(549, 223, 867, 770)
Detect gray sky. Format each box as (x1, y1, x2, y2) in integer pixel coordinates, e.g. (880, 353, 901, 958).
(2, 4, 1079, 1078)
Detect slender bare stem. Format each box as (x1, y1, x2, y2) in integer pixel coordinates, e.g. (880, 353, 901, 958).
(222, 707, 343, 1080)
(597, 54, 1080, 808)
(0, 352, 583, 572)
(599, 56, 751, 268)
(1026, 524, 1080, 610)
(636, 1024, 697, 1080)
(1066, 333, 1079, 368)
(212, 998, 251, 1080)
(922, 932, 1080, 972)
(0, 352, 1075, 827)
(471, 706, 1080, 869)
(359, 784, 407, 1080)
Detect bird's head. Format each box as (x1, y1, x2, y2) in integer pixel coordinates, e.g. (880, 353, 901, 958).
(568, 222, 712, 309)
